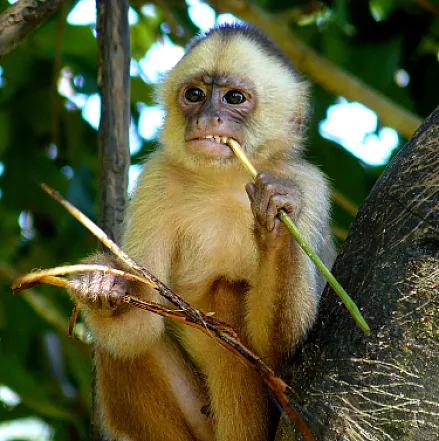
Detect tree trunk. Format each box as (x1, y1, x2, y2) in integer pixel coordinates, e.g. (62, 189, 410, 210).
(93, 1, 130, 439)
(277, 105, 439, 441)
(96, 0, 130, 246)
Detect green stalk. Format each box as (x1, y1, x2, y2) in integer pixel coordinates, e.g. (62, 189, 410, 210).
(227, 139, 370, 335)
(278, 210, 370, 334)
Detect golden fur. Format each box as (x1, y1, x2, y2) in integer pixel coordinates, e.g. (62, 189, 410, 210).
(73, 24, 335, 441)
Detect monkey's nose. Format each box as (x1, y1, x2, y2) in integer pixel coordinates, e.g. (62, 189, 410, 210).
(212, 116, 223, 127)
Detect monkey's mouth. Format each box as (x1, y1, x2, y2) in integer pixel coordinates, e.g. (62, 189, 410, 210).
(186, 135, 238, 159)
(187, 135, 235, 145)
(198, 135, 231, 144)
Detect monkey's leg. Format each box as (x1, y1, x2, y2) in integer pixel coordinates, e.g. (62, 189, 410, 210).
(199, 338, 269, 441)
(95, 337, 213, 441)
(181, 277, 270, 441)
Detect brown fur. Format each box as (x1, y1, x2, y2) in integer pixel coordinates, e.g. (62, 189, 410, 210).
(69, 24, 335, 441)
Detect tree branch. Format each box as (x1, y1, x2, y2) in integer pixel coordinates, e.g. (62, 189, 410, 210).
(12, 185, 318, 441)
(205, 0, 422, 139)
(414, 0, 439, 16)
(278, 105, 439, 440)
(0, 0, 66, 58)
(96, 0, 131, 246)
(95, 3, 131, 439)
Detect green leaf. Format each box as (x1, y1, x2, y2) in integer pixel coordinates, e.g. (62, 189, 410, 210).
(131, 21, 157, 60)
(369, 0, 396, 22)
(131, 77, 155, 106)
(0, 355, 74, 421)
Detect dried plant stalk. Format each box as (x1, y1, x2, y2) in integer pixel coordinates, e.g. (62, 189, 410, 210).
(11, 184, 317, 441)
(12, 264, 155, 293)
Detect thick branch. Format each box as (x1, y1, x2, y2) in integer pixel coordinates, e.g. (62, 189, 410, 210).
(94, 3, 131, 439)
(205, 0, 422, 139)
(96, 0, 131, 245)
(278, 106, 439, 440)
(0, 0, 65, 58)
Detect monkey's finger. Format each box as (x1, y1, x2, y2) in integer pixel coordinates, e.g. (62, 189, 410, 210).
(266, 196, 280, 231)
(267, 194, 296, 230)
(109, 291, 121, 309)
(245, 183, 256, 202)
(254, 179, 273, 226)
(68, 274, 93, 306)
(93, 272, 106, 307)
(104, 279, 128, 309)
(68, 278, 83, 301)
(245, 183, 259, 220)
(270, 194, 295, 213)
(100, 275, 116, 309)
(81, 272, 94, 304)
(108, 284, 127, 308)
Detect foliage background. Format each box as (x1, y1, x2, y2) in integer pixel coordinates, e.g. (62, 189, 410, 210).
(0, 0, 438, 439)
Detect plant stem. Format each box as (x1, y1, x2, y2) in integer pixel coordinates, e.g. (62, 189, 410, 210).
(227, 138, 370, 334)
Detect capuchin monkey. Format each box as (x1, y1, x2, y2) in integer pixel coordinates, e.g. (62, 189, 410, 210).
(69, 23, 335, 441)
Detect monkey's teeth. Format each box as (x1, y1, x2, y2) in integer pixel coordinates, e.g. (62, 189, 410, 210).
(201, 135, 231, 145)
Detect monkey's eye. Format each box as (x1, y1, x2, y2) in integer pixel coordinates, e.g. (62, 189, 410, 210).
(184, 88, 205, 103)
(223, 90, 246, 105)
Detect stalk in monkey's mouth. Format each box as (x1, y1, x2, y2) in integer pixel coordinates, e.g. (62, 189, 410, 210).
(186, 135, 236, 159)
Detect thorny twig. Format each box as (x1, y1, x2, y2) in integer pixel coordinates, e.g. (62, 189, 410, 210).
(11, 184, 317, 441)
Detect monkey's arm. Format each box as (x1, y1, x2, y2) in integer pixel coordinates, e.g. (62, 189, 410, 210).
(244, 164, 334, 367)
(68, 252, 169, 358)
(69, 163, 175, 358)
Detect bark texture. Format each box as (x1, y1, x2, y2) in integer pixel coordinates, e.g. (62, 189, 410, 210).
(0, 0, 65, 58)
(94, 2, 130, 440)
(277, 106, 439, 441)
(96, 0, 130, 246)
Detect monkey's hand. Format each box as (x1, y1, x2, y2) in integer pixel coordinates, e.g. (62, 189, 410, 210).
(245, 171, 302, 248)
(68, 255, 130, 311)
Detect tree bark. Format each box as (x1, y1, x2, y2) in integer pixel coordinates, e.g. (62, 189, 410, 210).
(0, 0, 65, 58)
(277, 106, 439, 440)
(96, 0, 130, 246)
(94, 1, 130, 439)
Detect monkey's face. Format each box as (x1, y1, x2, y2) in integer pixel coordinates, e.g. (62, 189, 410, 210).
(159, 31, 308, 166)
(177, 74, 255, 159)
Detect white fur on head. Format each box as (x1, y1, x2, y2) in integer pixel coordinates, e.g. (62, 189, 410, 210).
(158, 24, 309, 165)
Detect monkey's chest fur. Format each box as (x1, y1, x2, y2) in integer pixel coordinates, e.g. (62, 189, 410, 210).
(171, 185, 258, 288)
(170, 181, 258, 324)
